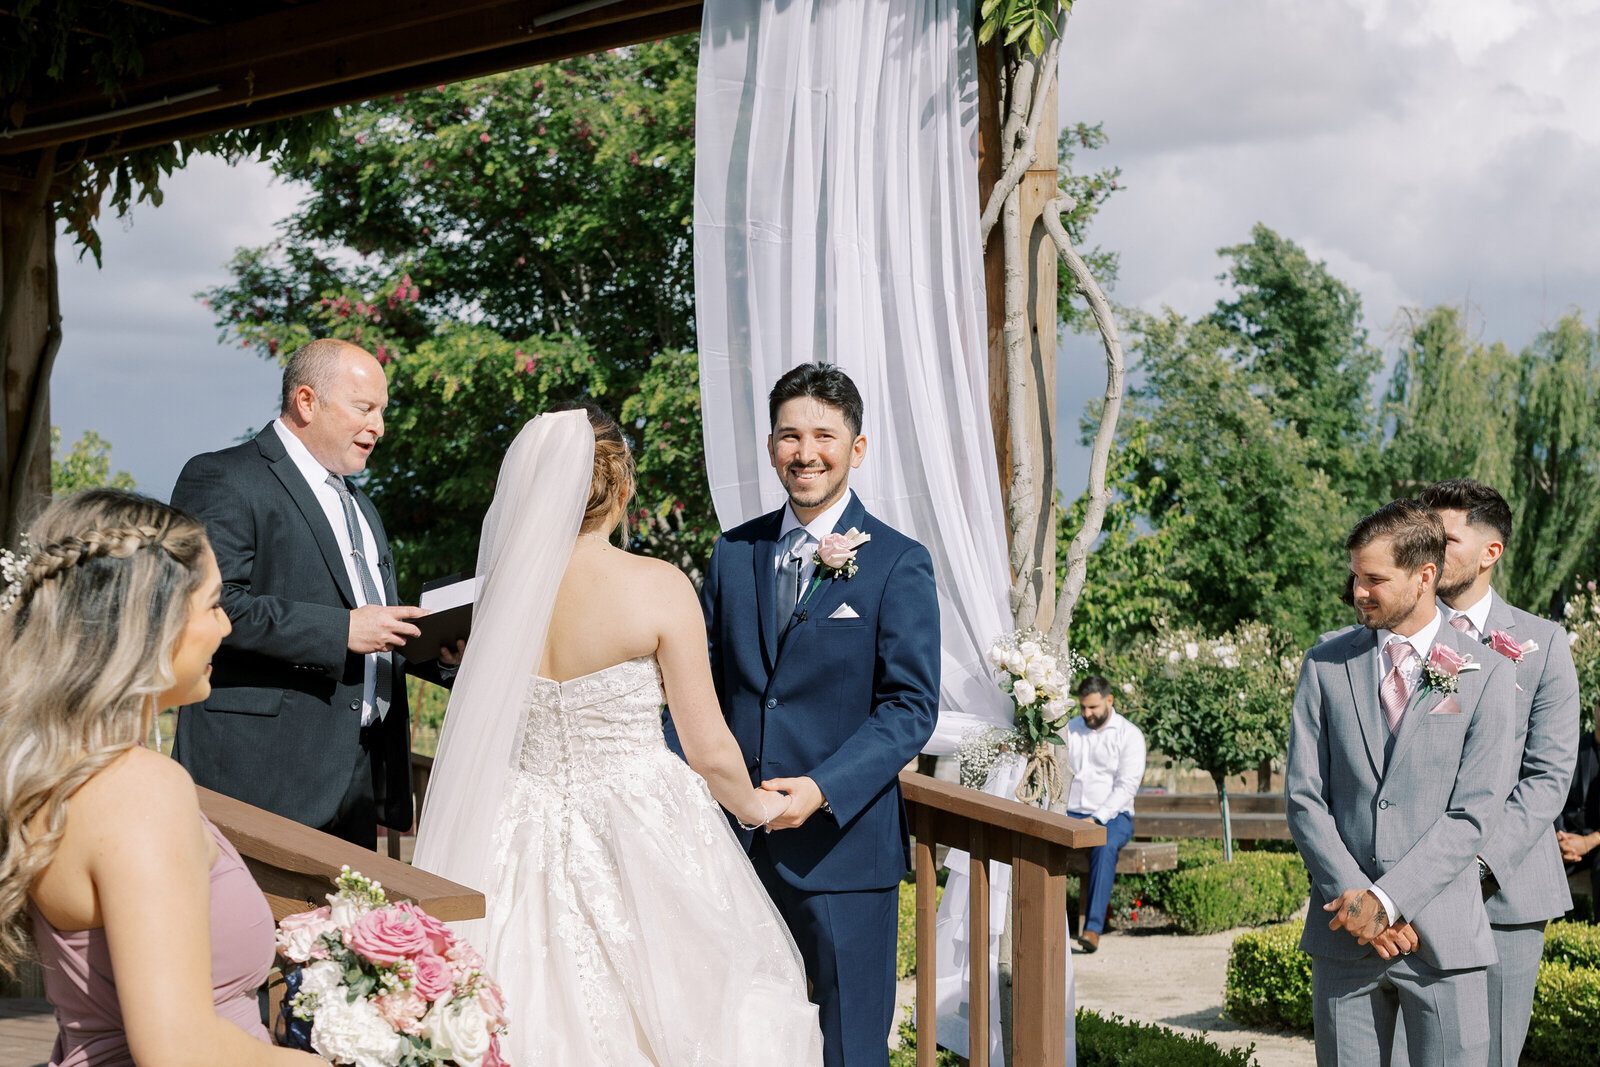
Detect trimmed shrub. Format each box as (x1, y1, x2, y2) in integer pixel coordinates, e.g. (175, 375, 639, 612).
(1160, 852, 1308, 934)
(1525, 960, 1600, 1065)
(1076, 1009, 1258, 1066)
(1224, 921, 1313, 1031)
(1543, 919, 1600, 969)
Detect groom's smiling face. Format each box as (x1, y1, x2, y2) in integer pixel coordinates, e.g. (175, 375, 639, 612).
(769, 396, 866, 522)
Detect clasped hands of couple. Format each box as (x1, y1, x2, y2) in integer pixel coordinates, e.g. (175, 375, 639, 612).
(743, 776, 827, 833)
(1324, 888, 1419, 960)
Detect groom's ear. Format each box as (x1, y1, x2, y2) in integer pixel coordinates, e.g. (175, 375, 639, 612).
(766, 432, 776, 467)
(849, 433, 867, 469)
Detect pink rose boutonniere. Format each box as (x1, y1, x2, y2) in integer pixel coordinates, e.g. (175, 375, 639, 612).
(814, 527, 871, 579)
(1487, 629, 1538, 663)
(1418, 641, 1480, 697)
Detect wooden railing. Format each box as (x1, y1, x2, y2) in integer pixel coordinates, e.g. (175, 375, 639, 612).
(1132, 792, 1290, 840)
(900, 771, 1105, 1067)
(198, 786, 482, 923)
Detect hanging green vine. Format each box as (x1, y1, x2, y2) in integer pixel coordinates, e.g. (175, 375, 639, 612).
(977, 0, 1071, 57)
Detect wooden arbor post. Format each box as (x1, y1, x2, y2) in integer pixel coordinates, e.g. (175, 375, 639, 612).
(977, 36, 1060, 631)
(0, 151, 58, 543)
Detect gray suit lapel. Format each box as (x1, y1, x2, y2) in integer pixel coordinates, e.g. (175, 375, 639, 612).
(1344, 629, 1388, 775)
(1485, 592, 1516, 640)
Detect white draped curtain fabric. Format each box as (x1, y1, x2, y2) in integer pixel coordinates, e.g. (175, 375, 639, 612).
(694, 0, 1012, 755)
(695, 3, 1074, 1064)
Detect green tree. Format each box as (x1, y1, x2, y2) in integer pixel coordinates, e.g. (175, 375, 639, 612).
(1380, 306, 1518, 500)
(1507, 314, 1600, 614)
(202, 39, 712, 573)
(1055, 121, 1122, 335)
(50, 427, 135, 495)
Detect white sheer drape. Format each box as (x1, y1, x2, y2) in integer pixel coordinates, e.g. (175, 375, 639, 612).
(695, 0, 1013, 755)
(696, 4, 1073, 1064)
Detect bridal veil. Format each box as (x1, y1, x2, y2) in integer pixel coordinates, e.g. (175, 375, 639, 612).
(411, 409, 594, 945)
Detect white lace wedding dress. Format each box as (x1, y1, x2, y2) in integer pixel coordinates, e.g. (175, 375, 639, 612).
(485, 654, 823, 1066)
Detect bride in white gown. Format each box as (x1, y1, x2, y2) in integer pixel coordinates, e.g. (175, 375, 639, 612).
(412, 408, 823, 1066)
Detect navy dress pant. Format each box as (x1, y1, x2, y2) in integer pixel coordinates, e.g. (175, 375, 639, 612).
(1068, 810, 1133, 935)
(749, 834, 898, 1067)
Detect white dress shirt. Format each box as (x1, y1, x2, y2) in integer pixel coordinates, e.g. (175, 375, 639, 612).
(1064, 709, 1146, 825)
(775, 488, 855, 605)
(1368, 608, 1444, 925)
(1438, 589, 1494, 641)
(273, 419, 385, 724)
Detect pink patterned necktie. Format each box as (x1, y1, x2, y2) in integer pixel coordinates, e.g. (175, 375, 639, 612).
(1450, 614, 1479, 641)
(1381, 637, 1416, 733)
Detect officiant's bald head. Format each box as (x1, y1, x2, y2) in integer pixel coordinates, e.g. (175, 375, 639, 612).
(279, 339, 388, 476)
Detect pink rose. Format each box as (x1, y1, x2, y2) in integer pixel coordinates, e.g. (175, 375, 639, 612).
(275, 906, 337, 963)
(816, 528, 870, 570)
(1427, 642, 1466, 676)
(348, 906, 431, 965)
(411, 951, 454, 1002)
(446, 939, 486, 973)
(374, 989, 428, 1035)
(476, 979, 509, 1029)
(1487, 630, 1525, 663)
(398, 902, 453, 955)
(483, 1033, 510, 1067)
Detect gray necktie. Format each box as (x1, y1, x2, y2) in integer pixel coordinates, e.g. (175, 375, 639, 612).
(774, 528, 809, 637)
(326, 473, 391, 723)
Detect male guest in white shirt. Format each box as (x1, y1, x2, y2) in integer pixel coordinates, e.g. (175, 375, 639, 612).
(1064, 675, 1146, 952)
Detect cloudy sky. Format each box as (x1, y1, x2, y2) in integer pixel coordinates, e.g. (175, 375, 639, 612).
(52, 0, 1598, 498)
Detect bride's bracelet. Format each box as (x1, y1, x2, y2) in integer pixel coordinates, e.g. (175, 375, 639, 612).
(737, 792, 793, 833)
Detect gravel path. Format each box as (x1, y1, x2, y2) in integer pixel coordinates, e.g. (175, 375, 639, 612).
(1073, 923, 1315, 1067)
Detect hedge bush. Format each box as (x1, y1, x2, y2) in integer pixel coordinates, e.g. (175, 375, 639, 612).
(1160, 852, 1308, 934)
(1525, 960, 1600, 1064)
(1224, 919, 1600, 1063)
(1542, 919, 1600, 969)
(1224, 921, 1313, 1030)
(1076, 1009, 1258, 1066)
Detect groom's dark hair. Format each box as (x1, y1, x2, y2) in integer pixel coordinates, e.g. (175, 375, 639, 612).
(769, 363, 864, 438)
(1346, 499, 1445, 576)
(1419, 479, 1513, 545)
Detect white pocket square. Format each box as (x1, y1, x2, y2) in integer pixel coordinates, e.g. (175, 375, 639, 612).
(828, 603, 860, 619)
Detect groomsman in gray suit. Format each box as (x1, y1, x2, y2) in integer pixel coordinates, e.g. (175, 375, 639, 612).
(1286, 500, 1516, 1067)
(1420, 479, 1579, 1067)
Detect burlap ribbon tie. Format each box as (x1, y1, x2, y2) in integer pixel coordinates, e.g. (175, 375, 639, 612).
(1014, 744, 1064, 807)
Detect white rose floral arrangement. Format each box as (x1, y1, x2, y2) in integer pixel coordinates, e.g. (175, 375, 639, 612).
(961, 629, 1089, 805)
(276, 868, 510, 1067)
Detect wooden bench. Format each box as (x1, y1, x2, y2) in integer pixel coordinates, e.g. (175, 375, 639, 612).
(1065, 840, 1177, 935)
(1132, 793, 1291, 841)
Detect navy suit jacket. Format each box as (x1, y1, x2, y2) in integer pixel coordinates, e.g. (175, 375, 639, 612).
(171, 426, 435, 831)
(697, 493, 940, 893)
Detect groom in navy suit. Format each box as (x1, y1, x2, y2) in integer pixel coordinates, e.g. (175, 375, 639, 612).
(698, 363, 940, 1067)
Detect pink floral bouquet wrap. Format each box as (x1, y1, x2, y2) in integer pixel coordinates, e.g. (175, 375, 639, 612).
(275, 867, 509, 1067)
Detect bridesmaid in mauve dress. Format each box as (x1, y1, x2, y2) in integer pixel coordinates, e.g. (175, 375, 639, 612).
(0, 490, 321, 1067)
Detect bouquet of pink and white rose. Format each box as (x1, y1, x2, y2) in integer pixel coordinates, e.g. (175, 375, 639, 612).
(274, 867, 510, 1067)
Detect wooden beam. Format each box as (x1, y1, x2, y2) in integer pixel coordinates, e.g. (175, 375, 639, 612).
(914, 804, 938, 1067)
(11, 5, 704, 163)
(197, 786, 485, 922)
(1010, 835, 1068, 1067)
(4, 0, 701, 153)
(899, 771, 1104, 851)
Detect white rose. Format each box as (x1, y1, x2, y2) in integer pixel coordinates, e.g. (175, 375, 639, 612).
(328, 896, 363, 932)
(1037, 654, 1058, 674)
(1024, 658, 1050, 686)
(1019, 640, 1042, 660)
(1044, 670, 1068, 693)
(1003, 650, 1027, 675)
(422, 996, 493, 1067)
(1121, 682, 1134, 694)
(1166, 650, 1181, 665)
(298, 960, 344, 1002)
(1044, 698, 1067, 720)
(311, 993, 408, 1067)
(1184, 642, 1199, 660)
(1012, 679, 1037, 707)
(986, 644, 1007, 667)
(1565, 601, 1578, 618)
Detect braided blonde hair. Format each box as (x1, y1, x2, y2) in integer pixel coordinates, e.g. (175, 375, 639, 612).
(0, 489, 210, 976)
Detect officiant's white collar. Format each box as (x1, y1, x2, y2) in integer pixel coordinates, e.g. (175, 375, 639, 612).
(274, 417, 340, 488)
(779, 488, 854, 545)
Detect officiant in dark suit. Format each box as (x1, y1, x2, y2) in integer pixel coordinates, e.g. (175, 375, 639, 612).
(691, 363, 940, 1067)
(171, 339, 454, 848)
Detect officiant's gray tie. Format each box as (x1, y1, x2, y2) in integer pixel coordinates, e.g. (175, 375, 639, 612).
(327, 473, 391, 723)
(775, 528, 809, 637)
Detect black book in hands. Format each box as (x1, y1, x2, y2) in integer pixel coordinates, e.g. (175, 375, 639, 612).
(401, 572, 479, 661)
